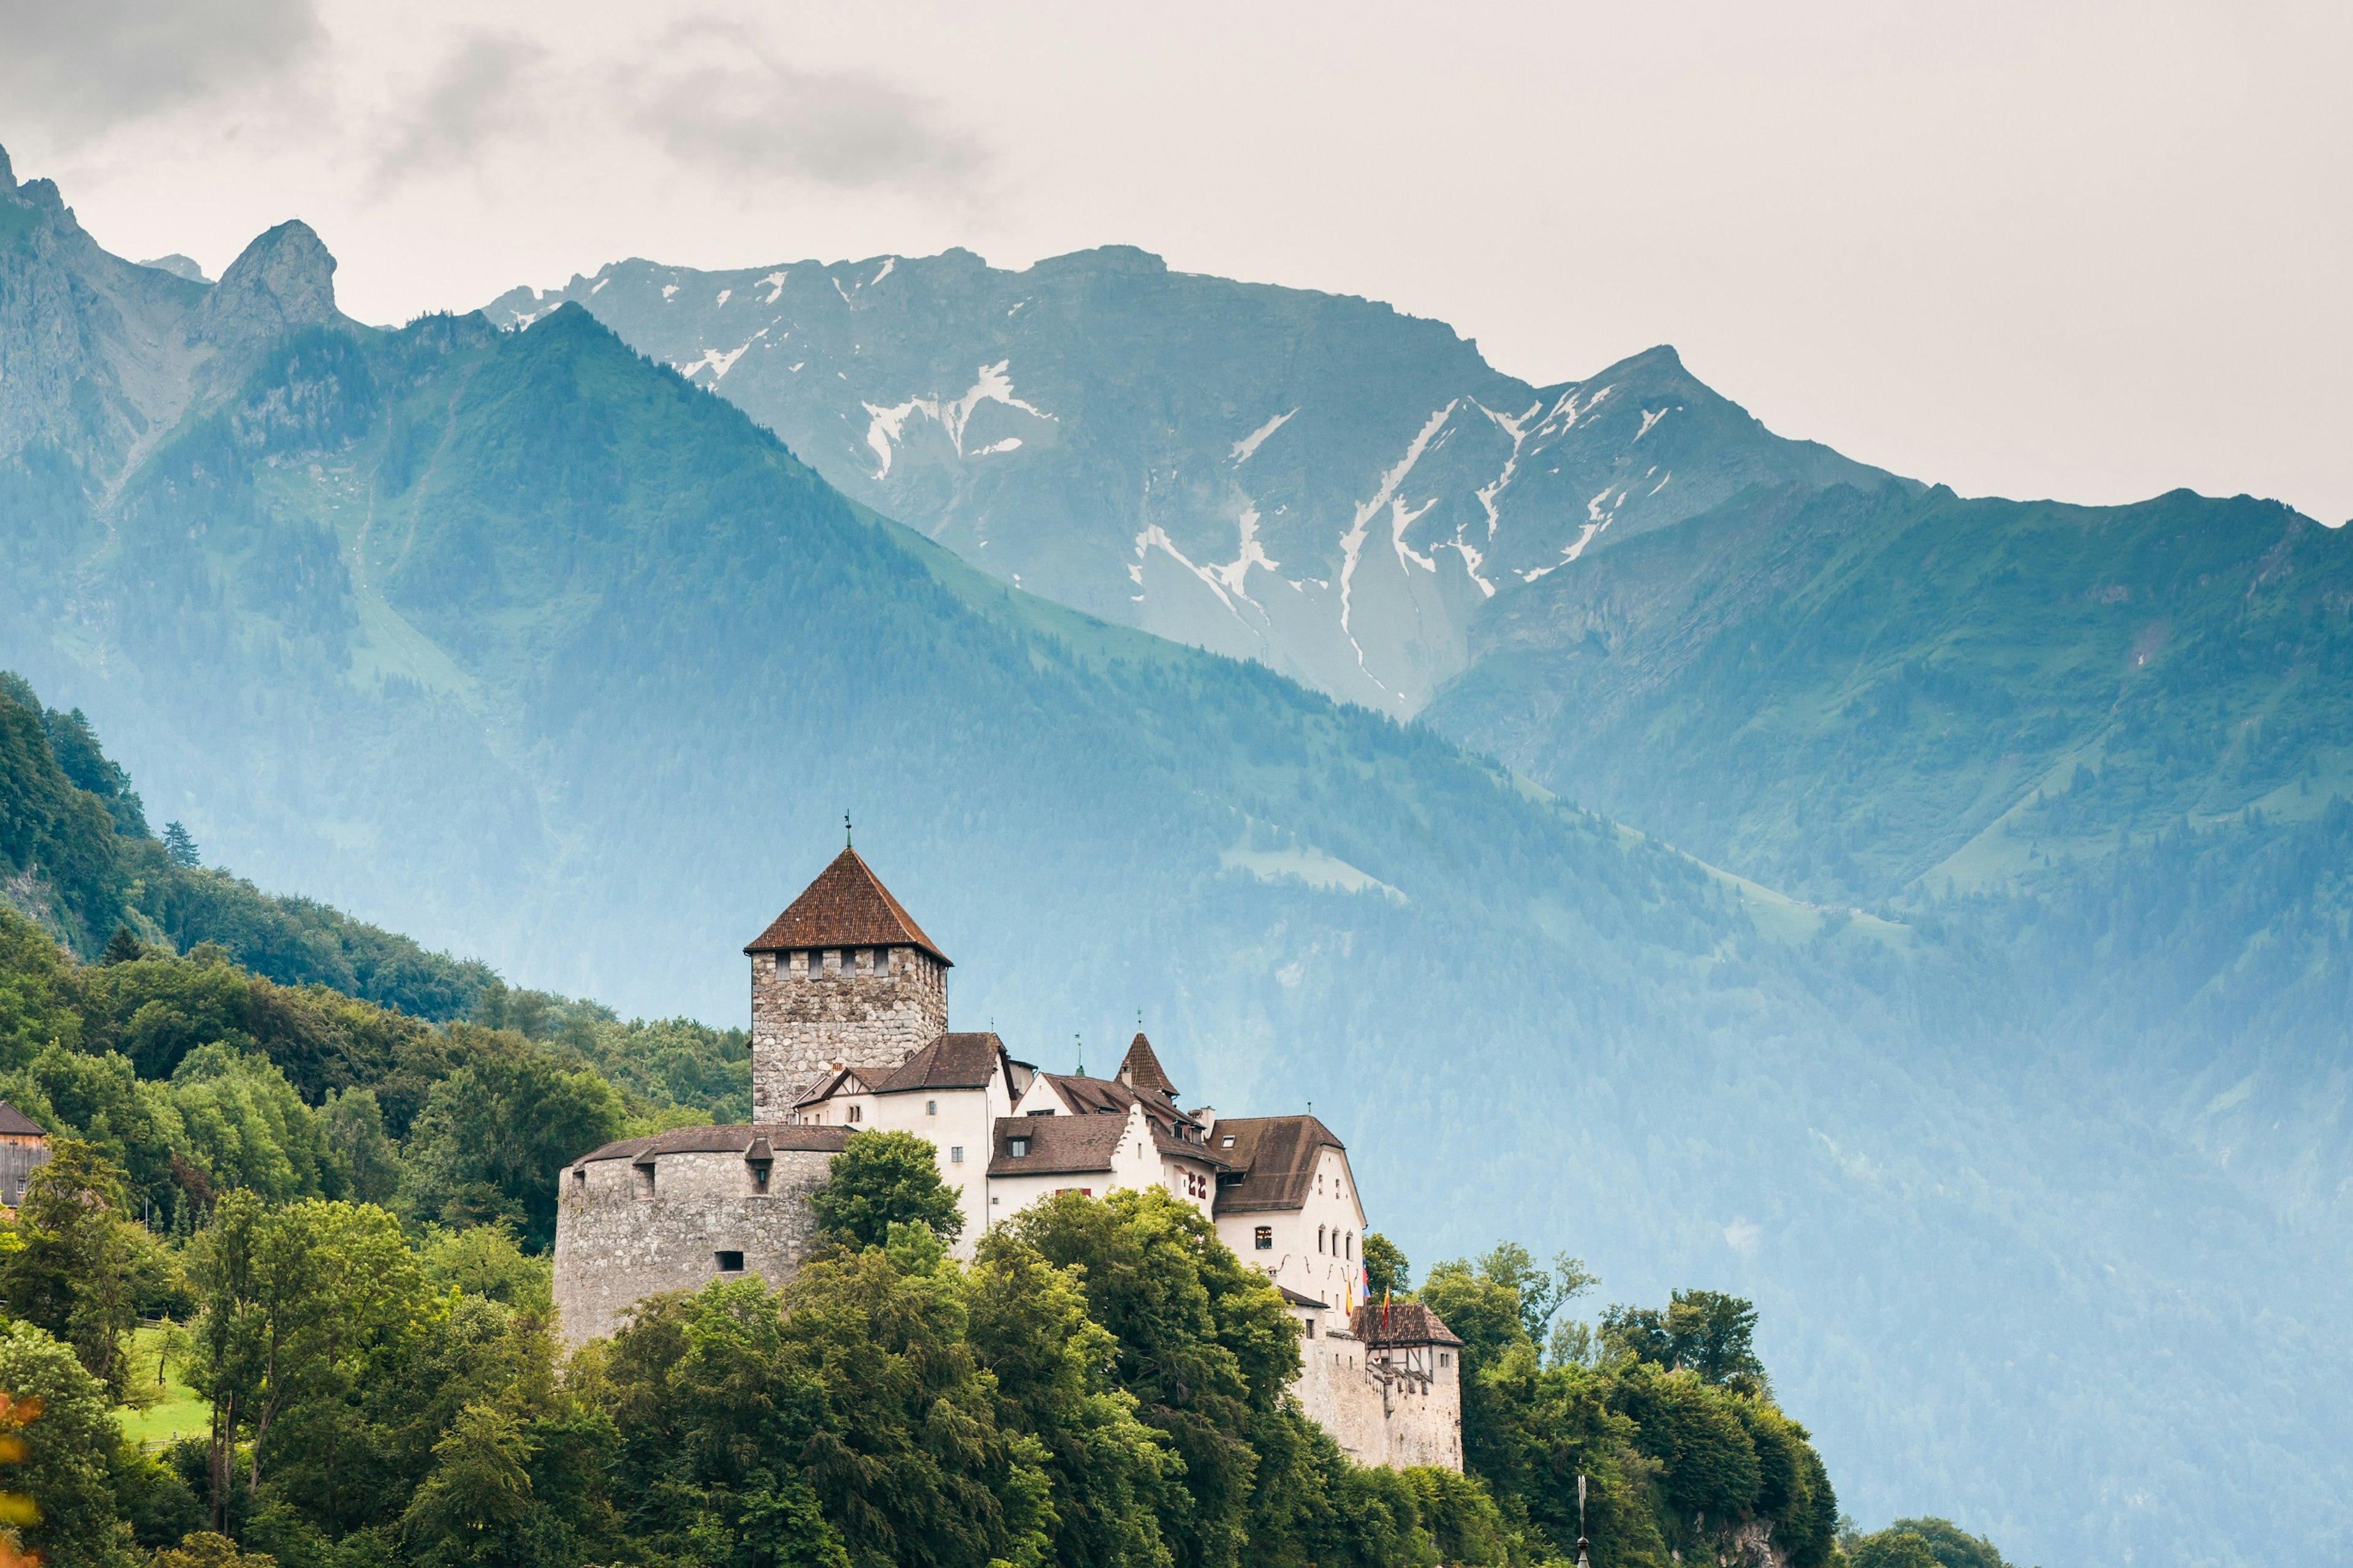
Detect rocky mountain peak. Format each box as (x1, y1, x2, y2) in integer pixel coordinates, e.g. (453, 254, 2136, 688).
(189, 219, 342, 347)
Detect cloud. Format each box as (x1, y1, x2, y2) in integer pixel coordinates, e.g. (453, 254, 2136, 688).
(626, 25, 986, 194)
(368, 32, 551, 192)
(0, 0, 323, 134)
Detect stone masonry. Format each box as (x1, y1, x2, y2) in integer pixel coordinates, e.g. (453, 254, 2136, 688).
(748, 945, 949, 1120)
(551, 1124, 846, 1347)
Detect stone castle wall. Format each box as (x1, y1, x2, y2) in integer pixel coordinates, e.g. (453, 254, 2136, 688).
(1292, 1317, 1464, 1472)
(749, 947, 948, 1121)
(552, 1145, 834, 1346)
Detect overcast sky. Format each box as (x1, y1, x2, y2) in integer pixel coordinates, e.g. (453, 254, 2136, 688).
(5, 0, 2346, 521)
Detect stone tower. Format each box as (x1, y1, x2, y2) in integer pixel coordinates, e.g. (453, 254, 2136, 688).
(743, 848, 951, 1123)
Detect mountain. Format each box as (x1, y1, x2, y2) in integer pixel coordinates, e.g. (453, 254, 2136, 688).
(1428, 480, 2353, 902)
(485, 251, 1896, 716)
(6, 148, 2352, 1566)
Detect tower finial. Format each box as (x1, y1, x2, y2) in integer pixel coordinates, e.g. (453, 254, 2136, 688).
(1075, 1032, 1084, 1076)
(844, 812, 852, 849)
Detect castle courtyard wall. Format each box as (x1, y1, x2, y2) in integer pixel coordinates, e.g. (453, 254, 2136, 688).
(553, 1145, 834, 1346)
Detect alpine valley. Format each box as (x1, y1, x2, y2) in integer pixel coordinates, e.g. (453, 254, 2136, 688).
(6, 144, 2350, 1567)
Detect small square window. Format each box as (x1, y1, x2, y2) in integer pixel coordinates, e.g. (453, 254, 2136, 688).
(715, 1251, 745, 1273)
(749, 1162, 771, 1194)
(1254, 1225, 1273, 1250)
(1009, 1137, 1031, 1157)
(927, 1099, 938, 1115)
(1439, 1352, 1451, 1368)
(950, 1145, 964, 1163)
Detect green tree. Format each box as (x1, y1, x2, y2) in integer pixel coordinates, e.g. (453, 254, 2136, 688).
(0, 1318, 137, 1567)
(400, 1402, 537, 1568)
(1612, 1362, 1761, 1525)
(1362, 1232, 1410, 1297)
(0, 1138, 137, 1395)
(806, 1129, 963, 1249)
(1847, 1528, 1946, 1568)
(167, 1045, 341, 1204)
(162, 824, 200, 868)
(1006, 1188, 1301, 1568)
(1880, 1517, 2011, 1568)
(188, 1195, 427, 1526)
(966, 1232, 1177, 1568)
(396, 1029, 626, 1250)
(419, 1225, 553, 1316)
(150, 1532, 277, 1568)
(321, 1088, 402, 1205)
(1599, 1290, 1768, 1396)
(602, 1278, 846, 1568)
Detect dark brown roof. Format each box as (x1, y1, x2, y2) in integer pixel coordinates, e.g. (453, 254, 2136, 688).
(569, 1123, 848, 1169)
(1352, 1301, 1462, 1347)
(1036, 1074, 1229, 1167)
(744, 848, 950, 964)
(1278, 1285, 1329, 1309)
(0, 1102, 45, 1138)
(876, 1033, 1007, 1093)
(1208, 1115, 1348, 1215)
(794, 1065, 876, 1107)
(988, 1113, 1127, 1176)
(1115, 1032, 1178, 1099)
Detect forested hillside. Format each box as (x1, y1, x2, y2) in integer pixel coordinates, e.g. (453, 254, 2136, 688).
(1, 146, 2344, 1564)
(0, 684, 1954, 1568)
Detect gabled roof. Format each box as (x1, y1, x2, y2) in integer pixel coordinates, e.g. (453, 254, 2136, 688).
(988, 1113, 1127, 1176)
(795, 1064, 877, 1107)
(1352, 1301, 1462, 1348)
(744, 848, 950, 964)
(1115, 1032, 1178, 1100)
(876, 1033, 1007, 1094)
(1208, 1114, 1348, 1214)
(567, 1124, 849, 1170)
(1035, 1073, 1226, 1165)
(0, 1102, 45, 1138)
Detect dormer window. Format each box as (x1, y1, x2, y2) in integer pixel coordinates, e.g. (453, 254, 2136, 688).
(1221, 1135, 1235, 1148)
(748, 1161, 771, 1194)
(1009, 1137, 1032, 1158)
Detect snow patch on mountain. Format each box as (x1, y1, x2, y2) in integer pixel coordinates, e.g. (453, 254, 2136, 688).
(860, 361, 1058, 479)
(1231, 409, 1297, 465)
(1339, 403, 1457, 683)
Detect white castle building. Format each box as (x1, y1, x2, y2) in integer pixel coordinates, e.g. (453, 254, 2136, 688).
(553, 846, 1460, 1471)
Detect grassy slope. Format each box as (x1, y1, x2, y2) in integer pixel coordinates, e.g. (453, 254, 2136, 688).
(1, 306, 2344, 1564)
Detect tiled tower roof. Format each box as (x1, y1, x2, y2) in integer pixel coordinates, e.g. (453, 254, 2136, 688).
(743, 848, 951, 965)
(1115, 1031, 1178, 1099)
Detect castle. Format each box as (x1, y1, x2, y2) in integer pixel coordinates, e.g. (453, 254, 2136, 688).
(552, 846, 1461, 1472)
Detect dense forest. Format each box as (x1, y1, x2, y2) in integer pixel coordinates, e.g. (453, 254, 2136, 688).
(0, 672, 2012, 1567)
